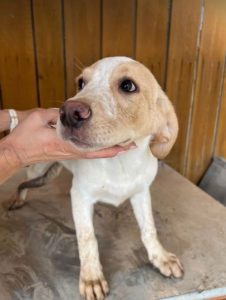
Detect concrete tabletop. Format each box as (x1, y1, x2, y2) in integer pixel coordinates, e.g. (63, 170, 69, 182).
(0, 163, 226, 300)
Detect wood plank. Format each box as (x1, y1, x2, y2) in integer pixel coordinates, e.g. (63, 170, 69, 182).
(102, 0, 135, 58)
(64, 0, 101, 98)
(214, 62, 226, 158)
(136, 0, 169, 86)
(164, 0, 202, 173)
(0, 0, 37, 110)
(186, 0, 226, 182)
(32, 0, 65, 108)
(0, 91, 4, 139)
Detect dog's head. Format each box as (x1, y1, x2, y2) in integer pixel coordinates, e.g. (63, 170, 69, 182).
(57, 57, 178, 159)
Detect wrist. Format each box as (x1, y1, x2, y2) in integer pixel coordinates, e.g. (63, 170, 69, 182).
(0, 110, 11, 132)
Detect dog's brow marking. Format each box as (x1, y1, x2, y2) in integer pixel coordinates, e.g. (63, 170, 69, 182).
(89, 57, 133, 116)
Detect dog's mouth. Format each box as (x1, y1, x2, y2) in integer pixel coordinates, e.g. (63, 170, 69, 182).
(68, 136, 133, 151)
(69, 136, 95, 149)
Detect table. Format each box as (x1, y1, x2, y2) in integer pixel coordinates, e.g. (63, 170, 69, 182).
(0, 163, 226, 300)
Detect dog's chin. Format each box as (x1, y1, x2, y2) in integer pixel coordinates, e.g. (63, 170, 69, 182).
(69, 136, 103, 152)
(65, 135, 133, 152)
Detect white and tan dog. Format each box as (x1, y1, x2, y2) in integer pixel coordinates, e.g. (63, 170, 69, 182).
(9, 57, 183, 300)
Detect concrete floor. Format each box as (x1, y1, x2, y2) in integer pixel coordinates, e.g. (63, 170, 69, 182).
(0, 163, 226, 300)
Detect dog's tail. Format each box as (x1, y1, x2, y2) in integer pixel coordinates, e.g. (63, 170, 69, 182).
(19, 162, 63, 192)
(5, 162, 63, 210)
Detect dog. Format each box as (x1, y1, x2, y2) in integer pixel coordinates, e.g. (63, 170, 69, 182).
(7, 57, 183, 300)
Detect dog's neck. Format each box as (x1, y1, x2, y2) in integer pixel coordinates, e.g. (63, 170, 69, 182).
(114, 135, 154, 160)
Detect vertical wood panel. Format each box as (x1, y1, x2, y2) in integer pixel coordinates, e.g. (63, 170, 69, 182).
(136, 0, 169, 86)
(214, 62, 226, 157)
(102, 0, 135, 57)
(0, 92, 4, 139)
(186, 0, 226, 182)
(165, 0, 202, 172)
(0, 0, 37, 110)
(64, 0, 101, 98)
(32, 0, 65, 108)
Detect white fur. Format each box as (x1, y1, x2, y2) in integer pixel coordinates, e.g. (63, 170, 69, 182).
(61, 136, 163, 297)
(62, 136, 182, 299)
(28, 57, 182, 300)
(62, 136, 157, 207)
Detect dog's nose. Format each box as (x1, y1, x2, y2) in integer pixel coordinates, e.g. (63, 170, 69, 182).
(60, 100, 92, 128)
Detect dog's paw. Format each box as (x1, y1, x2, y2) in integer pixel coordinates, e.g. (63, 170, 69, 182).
(79, 276, 109, 300)
(151, 251, 183, 278)
(3, 195, 26, 211)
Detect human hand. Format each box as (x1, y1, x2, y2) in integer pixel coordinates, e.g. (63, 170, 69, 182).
(4, 108, 135, 167)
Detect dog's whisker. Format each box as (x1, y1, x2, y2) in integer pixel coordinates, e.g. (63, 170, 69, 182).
(55, 100, 65, 105)
(72, 57, 86, 72)
(73, 62, 84, 72)
(74, 56, 86, 69)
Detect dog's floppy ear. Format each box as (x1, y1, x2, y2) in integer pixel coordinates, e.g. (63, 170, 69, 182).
(150, 88, 178, 159)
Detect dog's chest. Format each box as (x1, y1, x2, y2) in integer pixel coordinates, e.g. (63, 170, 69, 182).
(90, 158, 145, 205)
(63, 147, 157, 206)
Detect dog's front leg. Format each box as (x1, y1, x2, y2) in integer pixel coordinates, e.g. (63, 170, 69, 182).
(71, 189, 109, 300)
(130, 187, 183, 278)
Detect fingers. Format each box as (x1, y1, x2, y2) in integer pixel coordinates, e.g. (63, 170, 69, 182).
(27, 108, 60, 127)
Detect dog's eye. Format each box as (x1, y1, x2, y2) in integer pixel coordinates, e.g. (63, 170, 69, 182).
(78, 78, 85, 90)
(120, 79, 137, 93)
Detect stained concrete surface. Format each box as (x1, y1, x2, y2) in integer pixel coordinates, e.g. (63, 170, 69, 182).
(0, 163, 226, 300)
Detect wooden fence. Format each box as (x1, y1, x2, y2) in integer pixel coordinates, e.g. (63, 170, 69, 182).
(0, 0, 226, 183)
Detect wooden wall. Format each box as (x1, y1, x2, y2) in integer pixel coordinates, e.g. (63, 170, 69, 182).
(0, 0, 226, 183)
